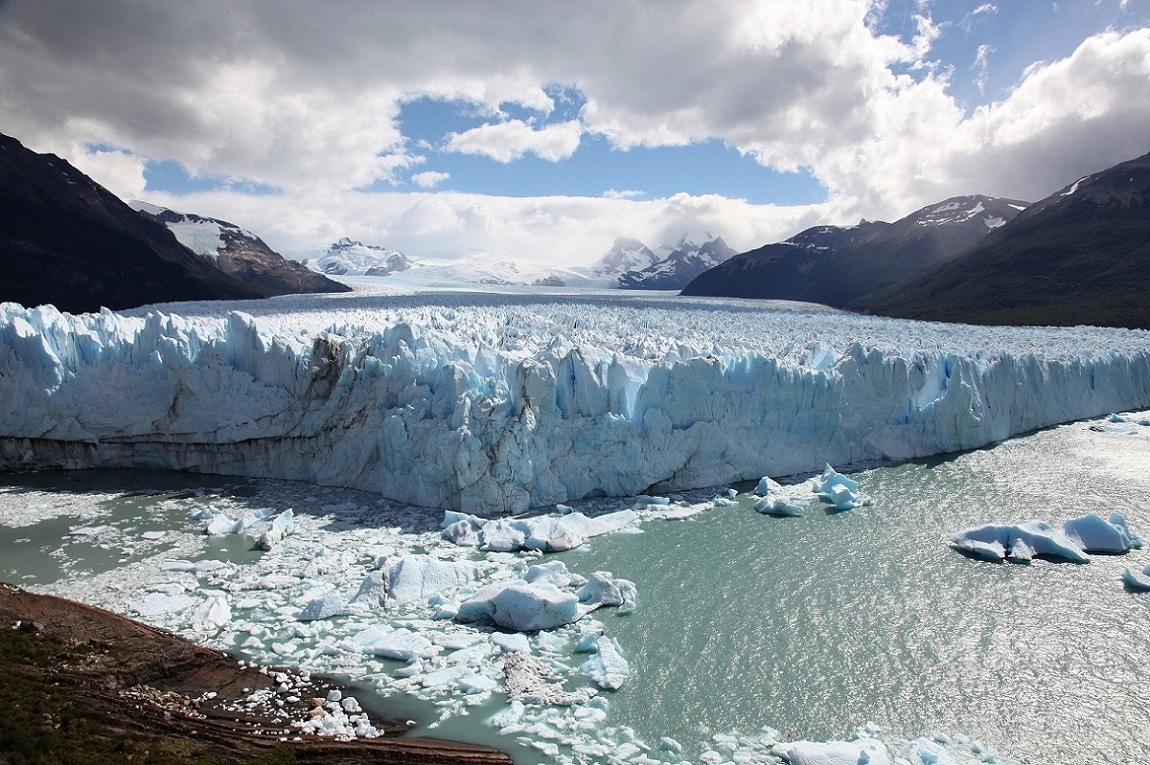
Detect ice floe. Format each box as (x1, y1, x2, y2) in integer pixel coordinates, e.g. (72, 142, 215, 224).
(951, 513, 1140, 563)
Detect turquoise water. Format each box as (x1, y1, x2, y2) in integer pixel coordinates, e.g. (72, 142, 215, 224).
(2, 420, 1149, 764)
(553, 432, 1150, 763)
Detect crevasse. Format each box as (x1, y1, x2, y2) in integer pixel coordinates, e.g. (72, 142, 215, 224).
(2, 297, 1149, 516)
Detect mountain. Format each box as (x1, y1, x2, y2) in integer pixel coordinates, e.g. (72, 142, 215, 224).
(132, 203, 348, 296)
(305, 237, 415, 277)
(856, 152, 1150, 329)
(591, 236, 737, 290)
(681, 195, 1028, 305)
(592, 237, 660, 278)
(0, 132, 270, 313)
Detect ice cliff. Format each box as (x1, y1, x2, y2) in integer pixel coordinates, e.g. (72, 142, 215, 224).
(2, 292, 1150, 515)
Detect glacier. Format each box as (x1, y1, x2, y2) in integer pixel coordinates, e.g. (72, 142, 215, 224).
(3, 290, 1150, 516)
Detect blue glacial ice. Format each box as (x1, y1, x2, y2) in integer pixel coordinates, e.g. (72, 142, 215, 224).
(1124, 564, 1150, 591)
(949, 513, 1142, 563)
(4, 294, 1150, 515)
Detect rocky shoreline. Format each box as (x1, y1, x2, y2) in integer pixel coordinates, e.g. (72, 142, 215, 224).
(0, 583, 511, 764)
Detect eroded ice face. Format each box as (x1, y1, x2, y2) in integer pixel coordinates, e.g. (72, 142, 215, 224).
(3, 289, 1149, 516)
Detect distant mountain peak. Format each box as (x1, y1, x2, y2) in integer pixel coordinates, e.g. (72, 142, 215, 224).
(306, 238, 415, 277)
(604, 234, 737, 290)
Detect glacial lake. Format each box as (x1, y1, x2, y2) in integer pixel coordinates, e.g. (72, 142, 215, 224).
(2, 413, 1148, 765)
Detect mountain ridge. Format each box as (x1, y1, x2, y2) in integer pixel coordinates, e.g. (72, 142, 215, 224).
(680, 195, 1028, 305)
(855, 151, 1150, 329)
(132, 203, 349, 297)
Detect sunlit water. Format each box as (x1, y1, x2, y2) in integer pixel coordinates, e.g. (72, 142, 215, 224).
(2, 415, 1149, 764)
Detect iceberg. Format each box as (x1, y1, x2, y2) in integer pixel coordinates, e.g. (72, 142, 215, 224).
(581, 636, 630, 690)
(1062, 513, 1141, 554)
(3, 297, 1150, 515)
(950, 521, 1090, 563)
(777, 738, 892, 765)
(812, 464, 869, 510)
(256, 508, 295, 550)
(1123, 564, 1150, 592)
(455, 565, 635, 632)
(378, 555, 481, 605)
(456, 580, 580, 632)
(442, 509, 639, 552)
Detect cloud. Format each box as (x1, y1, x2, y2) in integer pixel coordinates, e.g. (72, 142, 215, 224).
(0, 1, 1148, 265)
(972, 44, 994, 94)
(411, 170, 451, 189)
(960, 4, 998, 32)
(602, 189, 646, 200)
(443, 119, 583, 162)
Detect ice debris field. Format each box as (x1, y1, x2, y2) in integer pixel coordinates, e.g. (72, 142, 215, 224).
(3, 290, 1150, 515)
(2, 463, 1055, 765)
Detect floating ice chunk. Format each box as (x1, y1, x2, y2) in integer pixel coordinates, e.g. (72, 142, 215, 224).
(380, 555, 481, 605)
(204, 513, 243, 536)
(1063, 513, 1140, 553)
(660, 737, 684, 753)
(256, 508, 295, 550)
(525, 560, 586, 588)
(457, 580, 580, 632)
(299, 591, 347, 621)
(458, 674, 498, 693)
(444, 509, 638, 553)
(1123, 565, 1150, 591)
(813, 464, 869, 510)
(345, 625, 437, 661)
(420, 665, 468, 689)
(577, 572, 637, 614)
(582, 636, 629, 690)
(754, 495, 805, 517)
(949, 537, 1006, 562)
(442, 518, 482, 546)
(906, 737, 958, 765)
(478, 519, 527, 552)
(131, 591, 195, 616)
(777, 738, 892, 765)
(490, 632, 531, 654)
(949, 521, 1089, 563)
(190, 594, 231, 631)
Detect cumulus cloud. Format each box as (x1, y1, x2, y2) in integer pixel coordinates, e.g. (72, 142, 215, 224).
(411, 170, 451, 188)
(444, 119, 583, 162)
(0, 1, 1148, 264)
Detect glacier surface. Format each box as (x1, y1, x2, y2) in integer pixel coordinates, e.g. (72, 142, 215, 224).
(3, 290, 1150, 515)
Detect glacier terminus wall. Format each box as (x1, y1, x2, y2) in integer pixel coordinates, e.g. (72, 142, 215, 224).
(2, 291, 1149, 515)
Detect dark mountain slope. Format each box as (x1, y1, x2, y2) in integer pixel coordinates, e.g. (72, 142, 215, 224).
(0, 133, 273, 313)
(681, 196, 1027, 306)
(856, 152, 1150, 329)
(133, 204, 349, 296)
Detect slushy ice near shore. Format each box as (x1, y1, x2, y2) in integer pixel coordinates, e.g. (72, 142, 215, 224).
(3, 292, 1150, 514)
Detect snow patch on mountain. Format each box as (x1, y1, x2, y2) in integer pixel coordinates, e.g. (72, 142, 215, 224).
(128, 200, 257, 262)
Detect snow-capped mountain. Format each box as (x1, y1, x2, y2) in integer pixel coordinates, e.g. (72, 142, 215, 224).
(860, 151, 1150, 328)
(592, 235, 737, 290)
(306, 237, 415, 277)
(0, 131, 279, 313)
(682, 195, 1028, 306)
(132, 202, 348, 297)
(592, 237, 660, 277)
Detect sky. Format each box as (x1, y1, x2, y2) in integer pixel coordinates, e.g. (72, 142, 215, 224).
(1, 0, 1149, 266)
